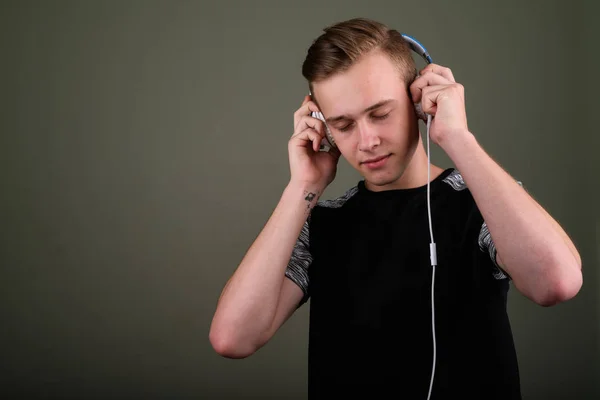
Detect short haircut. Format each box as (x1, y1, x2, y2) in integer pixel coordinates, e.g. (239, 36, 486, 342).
(302, 18, 418, 94)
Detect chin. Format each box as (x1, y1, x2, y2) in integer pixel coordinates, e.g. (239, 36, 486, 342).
(356, 151, 411, 187)
(364, 167, 406, 188)
(368, 176, 400, 187)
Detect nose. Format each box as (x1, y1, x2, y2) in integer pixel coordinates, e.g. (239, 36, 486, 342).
(357, 122, 381, 152)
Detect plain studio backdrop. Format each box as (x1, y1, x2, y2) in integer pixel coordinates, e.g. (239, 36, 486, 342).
(1, 1, 598, 399)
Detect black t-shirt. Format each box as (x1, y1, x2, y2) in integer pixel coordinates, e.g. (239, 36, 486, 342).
(285, 168, 522, 399)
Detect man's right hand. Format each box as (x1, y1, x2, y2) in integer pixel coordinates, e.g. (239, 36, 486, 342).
(289, 95, 341, 191)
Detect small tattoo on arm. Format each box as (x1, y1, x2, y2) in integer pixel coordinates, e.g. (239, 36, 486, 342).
(305, 192, 316, 202)
(303, 191, 318, 212)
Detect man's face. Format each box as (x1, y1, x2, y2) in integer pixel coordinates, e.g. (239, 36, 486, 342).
(312, 50, 420, 191)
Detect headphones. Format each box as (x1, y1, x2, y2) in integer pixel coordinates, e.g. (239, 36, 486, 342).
(309, 33, 432, 152)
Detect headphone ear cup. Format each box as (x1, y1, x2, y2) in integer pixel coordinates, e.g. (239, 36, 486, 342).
(311, 111, 337, 151)
(411, 73, 427, 122)
(414, 102, 427, 121)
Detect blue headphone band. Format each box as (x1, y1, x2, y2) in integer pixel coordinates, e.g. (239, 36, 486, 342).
(401, 33, 433, 122)
(401, 33, 433, 65)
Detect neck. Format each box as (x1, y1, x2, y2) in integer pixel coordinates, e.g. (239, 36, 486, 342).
(405, 134, 446, 187)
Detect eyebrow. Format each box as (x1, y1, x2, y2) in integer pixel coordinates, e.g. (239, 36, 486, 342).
(325, 99, 396, 123)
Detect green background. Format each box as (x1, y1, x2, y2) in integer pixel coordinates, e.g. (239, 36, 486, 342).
(1, 1, 598, 399)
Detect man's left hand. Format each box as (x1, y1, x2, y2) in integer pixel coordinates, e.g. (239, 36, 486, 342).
(410, 64, 470, 147)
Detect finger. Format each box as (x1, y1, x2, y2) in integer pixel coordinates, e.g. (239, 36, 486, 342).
(420, 88, 441, 115)
(420, 64, 455, 82)
(291, 126, 324, 152)
(292, 116, 326, 140)
(419, 85, 450, 115)
(294, 114, 326, 137)
(294, 99, 320, 130)
(306, 100, 320, 115)
(410, 73, 453, 104)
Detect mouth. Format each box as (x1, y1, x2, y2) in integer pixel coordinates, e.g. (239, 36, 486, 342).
(361, 154, 390, 169)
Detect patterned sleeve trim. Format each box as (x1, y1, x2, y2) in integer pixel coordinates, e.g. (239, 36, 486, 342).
(285, 218, 312, 304)
(478, 180, 523, 280)
(478, 221, 510, 280)
(284, 185, 360, 305)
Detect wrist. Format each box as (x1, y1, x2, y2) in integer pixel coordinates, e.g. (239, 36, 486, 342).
(439, 130, 478, 162)
(284, 181, 324, 212)
(287, 180, 325, 198)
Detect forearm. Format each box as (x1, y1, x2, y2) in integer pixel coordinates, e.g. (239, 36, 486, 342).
(441, 132, 582, 305)
(210, 182, 320, 349)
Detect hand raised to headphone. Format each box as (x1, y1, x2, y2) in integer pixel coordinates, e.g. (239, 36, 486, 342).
(410, 64, 470, 148)
(289, 95, 341, 192)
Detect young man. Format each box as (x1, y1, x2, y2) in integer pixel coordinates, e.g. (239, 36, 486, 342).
(209, 18, 582, 399)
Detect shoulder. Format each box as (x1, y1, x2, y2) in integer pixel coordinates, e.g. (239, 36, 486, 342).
(440, 167, 524, 194)
(314, 184, 360, 210)
(437, 168, 484, 229)
(297, 183, 360, 242)
(440, 168, 468, 191)
(440, 168, 514, 280)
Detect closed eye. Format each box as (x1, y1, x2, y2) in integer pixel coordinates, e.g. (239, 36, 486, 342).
(372, 112, 390, 120)
(338, 123, 353, 132)
(337, 112, 391, 132)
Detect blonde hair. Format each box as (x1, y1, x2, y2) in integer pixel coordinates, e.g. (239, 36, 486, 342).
(302, 18, 418, 93)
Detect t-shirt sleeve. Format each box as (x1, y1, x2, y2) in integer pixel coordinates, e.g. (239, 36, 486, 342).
(285, 218, 312, 306)
(476, 179, 525, 281)
(477, 220, 510, 280)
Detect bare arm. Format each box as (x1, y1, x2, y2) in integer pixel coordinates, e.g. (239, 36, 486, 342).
(209, 94, 338, 358)
(209, 182, 320, 358)
(412, 64, 582, 307)
(443, 132, 582, 306)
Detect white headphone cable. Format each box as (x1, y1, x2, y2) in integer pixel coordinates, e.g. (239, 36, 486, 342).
(426, 113, 437, 400)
